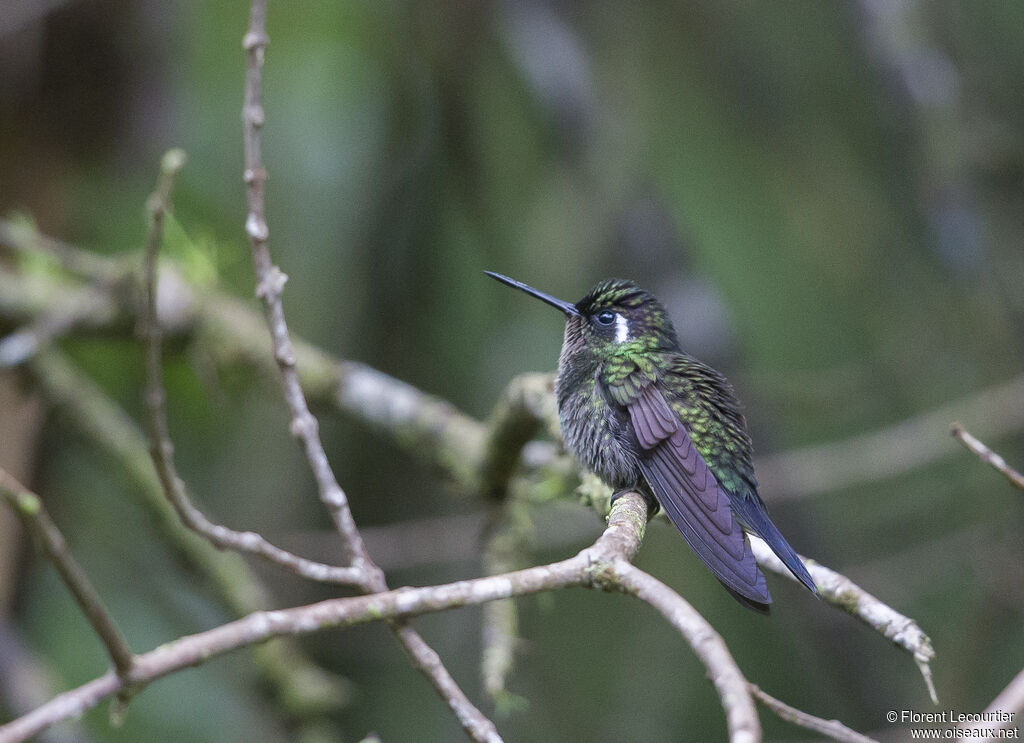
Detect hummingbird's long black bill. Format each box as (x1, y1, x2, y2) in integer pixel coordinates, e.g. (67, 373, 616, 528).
(485, 271, 580, 316)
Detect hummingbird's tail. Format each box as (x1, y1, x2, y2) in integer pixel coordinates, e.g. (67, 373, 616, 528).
(729, 493, 818, 596)
(722, 583, 772, 614)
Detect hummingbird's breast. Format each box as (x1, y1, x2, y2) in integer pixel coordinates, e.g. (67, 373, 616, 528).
(555, 367, 642, 491)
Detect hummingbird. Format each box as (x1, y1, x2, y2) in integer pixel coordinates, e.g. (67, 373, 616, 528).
(486, 271, 817, 612)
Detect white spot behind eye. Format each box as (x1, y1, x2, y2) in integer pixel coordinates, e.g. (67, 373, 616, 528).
(614, 313, 629, 343)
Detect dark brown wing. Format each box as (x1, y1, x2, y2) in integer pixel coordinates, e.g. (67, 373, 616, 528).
(627, 384, 771, 608)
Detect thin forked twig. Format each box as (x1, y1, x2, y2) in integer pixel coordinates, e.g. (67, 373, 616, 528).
(30, 349, 355, 722)
(0, 468, 135, 679)
(239, 4, 499, 741)
(614, 563, 760, 743)
(240, 0, 376, 583)
(141, 150, 364, 586)
(392, 624, 501, 743)
(750, 537, 938, 704)
(951, 422, 1024, 492)
(750, 684, 879, 743)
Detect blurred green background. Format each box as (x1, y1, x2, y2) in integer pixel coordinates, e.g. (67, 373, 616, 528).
(2, 1, 1023, 741)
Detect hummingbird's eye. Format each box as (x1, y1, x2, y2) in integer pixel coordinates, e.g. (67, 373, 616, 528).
(595, 310, 616, 326)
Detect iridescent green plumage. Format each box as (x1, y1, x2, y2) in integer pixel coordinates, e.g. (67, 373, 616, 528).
(486, 271, 817, 611)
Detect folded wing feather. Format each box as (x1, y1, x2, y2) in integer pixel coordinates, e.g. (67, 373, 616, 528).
(626, 383, 771, 607)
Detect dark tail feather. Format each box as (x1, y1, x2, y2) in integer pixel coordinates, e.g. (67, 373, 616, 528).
(729, 494, 818, 596)
(722, 583, 772, 614)
(762, 524, 818, 596)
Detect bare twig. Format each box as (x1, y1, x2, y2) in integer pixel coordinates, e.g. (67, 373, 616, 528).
(750, 537, 937, 704)
(613, 563, 759, 743)
(0, 468, 135, 679)
(392, 624, 501, 743)
(0, 218, 128, 284)
(30, 350, 353, 722)
(0, 285, 116, 368)
(749, 684, 879, 743)
(951, 422, 1024, 492)
(240, 0, 376, 581)
(755, 374, 1024, 499)
(139, 152, 366, 587)
(238, 5, 500, 741)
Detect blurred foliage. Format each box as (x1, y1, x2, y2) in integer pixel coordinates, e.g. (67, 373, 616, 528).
(2, 1, 1023, 741)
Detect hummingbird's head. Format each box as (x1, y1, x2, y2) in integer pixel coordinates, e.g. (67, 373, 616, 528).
(572, 278, 680, 355)
(485, 272, 680, 356)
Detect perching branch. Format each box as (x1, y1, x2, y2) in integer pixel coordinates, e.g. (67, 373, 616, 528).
(950, 422, 1024, 492)
(0, 468, 135, 680)
(1, 493, 759, 743)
